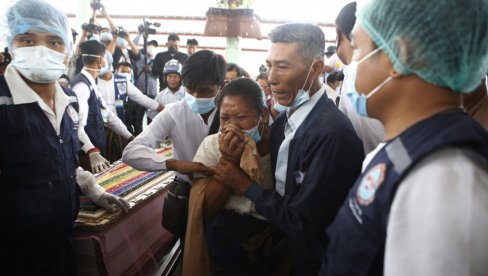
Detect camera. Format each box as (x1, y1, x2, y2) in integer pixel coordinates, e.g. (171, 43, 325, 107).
(82, 21, 101, 33)
(117, 26, 127, 38)
(90, 0, 103, 10)
(138, 18, 160, 37)
(0, 47, 12, 66)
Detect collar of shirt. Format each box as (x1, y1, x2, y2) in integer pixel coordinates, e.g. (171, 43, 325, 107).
(285, 85, 325, 136)
(163, 86, 185, 96)
(81, 69, 98, 91)
(4, 64, 71, 134)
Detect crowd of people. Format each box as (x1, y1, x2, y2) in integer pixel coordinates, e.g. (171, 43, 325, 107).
(1, 0, 488, 275)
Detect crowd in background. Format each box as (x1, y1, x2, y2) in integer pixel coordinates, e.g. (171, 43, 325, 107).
(1, 0, 488, 275)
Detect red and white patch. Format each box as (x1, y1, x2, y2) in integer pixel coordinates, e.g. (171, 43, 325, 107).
(356, 163, 386, 206)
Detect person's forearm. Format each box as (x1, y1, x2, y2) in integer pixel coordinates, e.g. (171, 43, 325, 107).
(122, 139, 168, 171)
(106, 112, 132, 139)
(202, 178, 232, 218)
(127, 83, 159, 110)
(129, 40, 140, 57)
(104, 10, 117, 32)
(107, 36, 116, 55)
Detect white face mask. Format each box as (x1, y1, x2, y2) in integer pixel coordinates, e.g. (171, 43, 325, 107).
(11, 45, 67, 84)
(147, 46, 157, 58)
(100, 32, 113, 42)
(118, 72, 132, 81)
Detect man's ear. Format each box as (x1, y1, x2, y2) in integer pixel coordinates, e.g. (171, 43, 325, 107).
(311, 59, 325, 79)
(389, 69, 403, 79)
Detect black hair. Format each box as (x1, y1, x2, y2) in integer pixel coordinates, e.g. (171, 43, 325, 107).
(226, 63, 242, 76)
(80, 40, 106, 65)
(168, 33, 180, 42)
(327, 71, 345, 85)
(148, 40, 159, 47)
(255, 72, 269, 82)
(335, 2, 357, 41)
(268, 23, 325, 64)
(216, 78, 264, 116)
(181, 50, 226, 90)
(117, 62, 132, 70)
(187, 39, 198, 46)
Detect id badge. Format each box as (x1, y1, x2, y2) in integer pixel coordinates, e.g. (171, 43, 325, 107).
(101, 108, 109, 123)
(115, 99, 124, 108)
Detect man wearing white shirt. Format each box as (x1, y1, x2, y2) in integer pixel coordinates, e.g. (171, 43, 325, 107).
(213, 23, 364, 275)
(335, 1, 385, 155)
(324, 0, 488, 275)
(122, 50, 225, 182)
(147, 59, 185, 121)
(0, 0, 128, 273)
(71, 40, 135, 173)
(98, 61, 163, 121)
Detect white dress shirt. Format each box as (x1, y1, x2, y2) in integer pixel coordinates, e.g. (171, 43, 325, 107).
(362, 142, 488, 276)
(147, 86, 185, 120)
(3, 65, 105, 199)
(97, 74, 159, 114)
(385, 147, 488, 276)
(122, 100, 217, 181)
(275, 86, 325, 196)
(71, 69, 132, 153)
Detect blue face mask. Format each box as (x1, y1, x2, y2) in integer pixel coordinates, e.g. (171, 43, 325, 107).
(117, 37, 129, 47)
(243, 119, 263, 143)
(99, 58, 110, 77)
(100, 32, 113, 42)
(185, 92, 216, 114)
(90, 34, 101, 42)
(273, 60, 316, 112)
(345, 48, 392, 117)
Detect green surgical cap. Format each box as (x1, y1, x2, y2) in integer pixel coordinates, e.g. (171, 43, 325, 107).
(5, 0, 73, 57)
(357, 0, 488, 93)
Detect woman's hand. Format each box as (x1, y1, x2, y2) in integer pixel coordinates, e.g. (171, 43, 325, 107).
(213, 157, 252, 196)
(219, 125, 246, 164)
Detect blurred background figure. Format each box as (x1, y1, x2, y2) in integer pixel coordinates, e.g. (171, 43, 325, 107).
(186, 38, 198, 56)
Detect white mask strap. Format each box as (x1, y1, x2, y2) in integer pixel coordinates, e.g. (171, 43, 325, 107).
(358, 48, 381, 64)
(366, 76, 393, 98)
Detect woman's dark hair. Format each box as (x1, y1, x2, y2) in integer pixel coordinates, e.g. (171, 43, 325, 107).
(255, 72, 269, 82)
(226, 62, 243, 77)
(216, 78, 265, 116)
(181, 50, 226, 90)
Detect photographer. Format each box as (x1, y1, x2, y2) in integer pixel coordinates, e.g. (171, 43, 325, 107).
(74, 3, 117, 77)
(152, 34, 188, 91)
(132, 38, 160, 125)
(112, 26, 141, 69)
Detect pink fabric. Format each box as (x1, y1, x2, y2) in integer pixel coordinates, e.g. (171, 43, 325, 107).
(76, 190, 175, 275)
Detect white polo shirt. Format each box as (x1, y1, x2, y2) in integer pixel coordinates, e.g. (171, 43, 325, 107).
(122, 99, 217, 181)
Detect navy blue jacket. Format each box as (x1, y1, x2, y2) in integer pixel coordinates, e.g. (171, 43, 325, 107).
(0, 75, 80, 258)
(71, 73, 106, 151)
(246, 94, 364, 275)
(323, 111, 488, 276)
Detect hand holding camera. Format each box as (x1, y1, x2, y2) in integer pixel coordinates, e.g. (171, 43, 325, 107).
(117, 26, 127, 38)
(90, 0, 103, 11)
